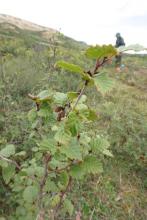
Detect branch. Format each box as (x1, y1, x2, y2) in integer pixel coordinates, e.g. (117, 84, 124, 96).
(89, 207, 95, 220)
(38, 154, 52, 210)
(28, 93, 38, 101)
(65, 81, 87, 117)
(55, 176, 72, 214)
(72, 82, 87, 110)
(0, 154, 39, 184)
(93, 56, 113, 75)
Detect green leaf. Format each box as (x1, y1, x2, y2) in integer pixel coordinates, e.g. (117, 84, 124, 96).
(56, 61, 84, 75)
(66, 112, 81, 136)
(23, 185, 38, 203)
(60, 139, 82, 160)
(0, 144, 15, 158)
(59, 171, 69, 189)
(0, 160, 8, 168)
(37, 108, 50, 118)
(67, 92, 78, 101)
(70, 164, 85, 179)
(50, 194, 60, 208)
(2, 165, 15, 184)
(85, 45, 117, 59)
(75, 103, 88, 111)
(82, 156, 103, 174)
(28, 109, 37, 122)
(54, 125, 71, 145)
(79, 133, 91, 146)
(93, 72, 114, 94)
(35, 166, 44, 177)
(90, 135, 113, 157)
(78, 94, 87, 103)
(15, 151, 26, 157)
(39, 138, 56, 154)
(49, 158, 68, 170)
(78, 108, 98, 122)
(70, 156, 103, 178)
(103, 149, 113, 157)
(63, 199, 74, 216)
(54, 92, 68, 106)
(37, 90, 53, 101)
(44, 179, 58, 192)
(86, 109, 98, 121)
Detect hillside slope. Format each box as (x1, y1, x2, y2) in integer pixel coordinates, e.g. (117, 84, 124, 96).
(0, 14, 87, 51)
(0, 14, 55, 32)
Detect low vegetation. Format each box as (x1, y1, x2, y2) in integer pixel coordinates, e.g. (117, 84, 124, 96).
(0, 22, 147, 220)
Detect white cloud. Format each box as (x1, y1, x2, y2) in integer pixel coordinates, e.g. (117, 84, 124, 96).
(0, 0, 147, 46)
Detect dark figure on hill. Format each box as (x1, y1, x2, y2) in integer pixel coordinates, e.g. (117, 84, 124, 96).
(115, 33, 125, 71)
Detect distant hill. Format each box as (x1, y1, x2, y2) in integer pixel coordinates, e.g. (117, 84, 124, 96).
(0, 14, 87, 50)
(0, 14, 56, 32)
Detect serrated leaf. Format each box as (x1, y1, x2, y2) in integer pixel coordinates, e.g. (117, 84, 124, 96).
(66, 112, 81, 136)
(82, 156, 103, 174)
(50, 194, 60, 207)
(39, 138, 56, 154)
(2, 165, 15, 184)
(103, 149, 113, 157)
(59, 171, 69, 190)
(35, 166, 44, 177)
(63, 199, 74, 216)
(56, 61, 84, 75)
(37, 108, 50, 117)
(54, 92, 68, 106)
(67, 92, 78, 101)
(93, 72, 114, 94)
(70, 164, 85, 179)
(0, 144, 15, 158)
(60, 139, 82, 160)
(85, 45, 117, 59)
(54, 125, 71, 145)
(23, 185, 38, 203)
(51, 125, 58, 131)
(90, 135, 113, 157)
(75, 103, 88, 111)
(49, 158, 68, 170)
(44, 179, 58, 192)
(37, 90, 53, 101)
(79, 133, 91, 146)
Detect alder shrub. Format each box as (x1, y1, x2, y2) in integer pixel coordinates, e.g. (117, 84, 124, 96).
(0, 45, 117, 219)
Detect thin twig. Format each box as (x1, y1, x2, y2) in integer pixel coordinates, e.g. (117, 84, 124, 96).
(65, 81, 87, 117)
(0, 154, 39, 183)
(38, 154, 52, 210)
(72, 82, 87, 110)
(0, 154, 21, 170)
(54, 176, 72, 216)
(89, 207, 95, 220)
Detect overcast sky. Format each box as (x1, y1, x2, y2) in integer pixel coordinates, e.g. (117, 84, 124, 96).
(1, 0, 147, 46)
